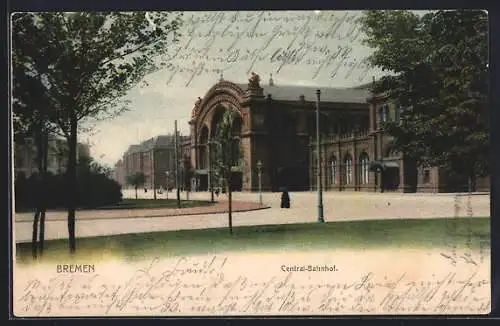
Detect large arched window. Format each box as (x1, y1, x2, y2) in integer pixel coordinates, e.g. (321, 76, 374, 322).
(231, 116, 243, 167)
(359, 152, 370, 184)
(395, 105, 402, 123)
(199, 126, 209, 169)
(329, 156, 337, 185)
(379, 104, 389, 122)
(344, 154, 353, 185)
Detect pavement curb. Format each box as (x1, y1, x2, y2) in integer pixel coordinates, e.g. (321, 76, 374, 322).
(15, 205, 272, 223)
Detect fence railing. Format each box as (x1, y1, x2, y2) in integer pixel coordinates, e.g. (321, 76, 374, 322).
(309, 130, 371, 144)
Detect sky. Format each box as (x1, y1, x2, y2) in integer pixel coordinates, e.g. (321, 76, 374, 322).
(84, 10, 392, 167)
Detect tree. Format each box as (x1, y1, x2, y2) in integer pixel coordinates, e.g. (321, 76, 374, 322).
(359, 10, 488, 189)
(77, 154, 114, 178)
(181, 155, 194, 200)
(12, 12, 183, 253)
(15, 154, 122, 212)
(77, 155, 122, 207)
(126, 172, 146, 199)
(212, 109, 243, 235)
(12, 31, 57, 258)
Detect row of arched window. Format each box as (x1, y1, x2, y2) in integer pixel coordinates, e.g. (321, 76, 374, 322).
(327, 153, 370, 185)
(378, 104, 402, 123)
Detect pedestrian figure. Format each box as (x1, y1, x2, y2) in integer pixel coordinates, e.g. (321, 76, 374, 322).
(215, 188, 220, 197)
(280, 188, 290, 209)
(144, 188, 147, 193)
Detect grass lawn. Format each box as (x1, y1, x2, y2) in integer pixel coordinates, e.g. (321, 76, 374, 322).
(15, 198, 214, 213)
(98, 198, 214, 210)
(15, 217, 490, 265)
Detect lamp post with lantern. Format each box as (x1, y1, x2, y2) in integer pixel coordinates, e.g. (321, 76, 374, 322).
(316, 89, 325, 223)
(165, 171, 170, 200)
(256, 160, 263, 205)
(208, 140, 215, 203)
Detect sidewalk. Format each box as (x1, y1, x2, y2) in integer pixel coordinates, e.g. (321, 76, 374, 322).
(14, 191, 490, 243)
(14, 200, 270, 223)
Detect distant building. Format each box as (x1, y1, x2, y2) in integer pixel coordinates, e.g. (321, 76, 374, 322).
(119, 134, 189, 189)
(14, 135, 91, 178)
(112, 159, 126, 186)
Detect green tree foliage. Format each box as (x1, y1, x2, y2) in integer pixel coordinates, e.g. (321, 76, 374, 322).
(12, 12, 182, 253)
(15, 156, 122, 210)
(359, 10, 488, 183)
(12, 18, 57, 258)
(181, 155, 194, 191)
(212, 109, 244, 235)
(76, 156, 122, 207)
(126, 172, 146, 199)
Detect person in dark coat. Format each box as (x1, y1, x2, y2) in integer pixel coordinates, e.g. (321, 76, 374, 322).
(280, 188, 290, 208)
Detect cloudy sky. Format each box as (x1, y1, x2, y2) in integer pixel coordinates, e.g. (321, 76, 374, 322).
(85, 10, 390, 167)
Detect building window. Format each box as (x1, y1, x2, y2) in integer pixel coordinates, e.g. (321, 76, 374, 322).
(345, 155, 353, 185)
(359, 153, 370, 184)
(423, 169, 431, 184)
(395, 106, 402, 123)
(378, 105, 385, 122)
(379, 104, 390, 123)
(199, 146, 207, 169)
(329, 156, 337, 185)
(231, 138, 241, 167)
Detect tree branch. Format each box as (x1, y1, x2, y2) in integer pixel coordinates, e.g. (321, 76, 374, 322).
(75, 31, 169, 103)
(101, 37, 161, 68)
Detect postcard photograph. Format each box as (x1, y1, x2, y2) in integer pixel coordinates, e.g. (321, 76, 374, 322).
(10, 9, 491, 317)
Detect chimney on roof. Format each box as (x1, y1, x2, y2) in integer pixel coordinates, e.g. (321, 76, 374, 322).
(269, 73, 274, 86)
(299, 95, 305, 103)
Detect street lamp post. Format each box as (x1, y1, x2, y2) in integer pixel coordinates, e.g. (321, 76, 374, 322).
(208, 141, 214, 203)
(257, 160, 263, 205)
(165, 171, 170, 200)
(316, 89, 325, 223)
(153, 148, 157, 200)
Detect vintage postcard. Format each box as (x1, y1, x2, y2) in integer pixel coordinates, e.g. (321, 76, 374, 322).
(11, 10, 491, 316)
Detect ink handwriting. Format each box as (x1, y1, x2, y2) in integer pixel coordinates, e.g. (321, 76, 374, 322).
(441, 195, 490, 267)
(158, 11, 376, 87)
(16, 256, 490, 315)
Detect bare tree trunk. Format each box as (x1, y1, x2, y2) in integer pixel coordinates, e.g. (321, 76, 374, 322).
(469, 173, 476, 193)
(153, 149, 157, 200)
(31, 211, 39, 259)
(135, 186, 138, 199)
(31, 124, 43, 259)
(39, 210, 46, 255)
(228, 172, 233, 236)
(177, 188, 181, 208)
(174, 123, 181, 209)
(39, 130, 49, 256)
(66, 116, 78, 254)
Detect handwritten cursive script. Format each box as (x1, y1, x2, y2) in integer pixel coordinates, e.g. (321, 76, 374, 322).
(15, 255, 490, 316)
(158, 11, 377, 87)
(440, 195, 490, 267)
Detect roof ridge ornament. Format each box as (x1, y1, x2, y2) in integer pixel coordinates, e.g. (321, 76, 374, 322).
(248, 72, 261, 88)
(191, 97, 203, 120)
(245, 72, 264, 98)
